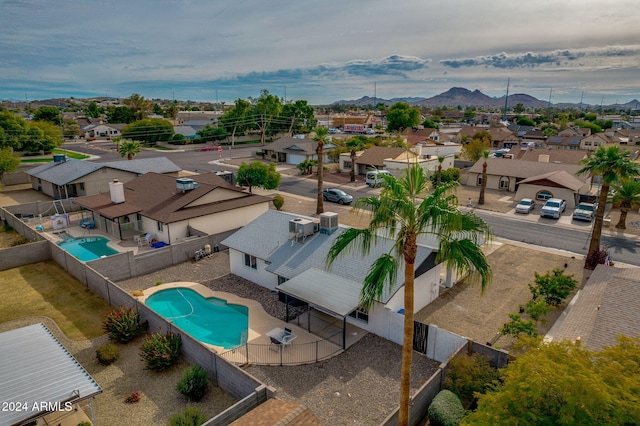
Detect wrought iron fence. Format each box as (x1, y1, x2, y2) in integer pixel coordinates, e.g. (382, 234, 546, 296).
(219, 340, 343, 366)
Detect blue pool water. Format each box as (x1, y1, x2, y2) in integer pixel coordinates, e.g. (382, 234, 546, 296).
(57, 236, 118, 261)
(146, 288, 249, 349)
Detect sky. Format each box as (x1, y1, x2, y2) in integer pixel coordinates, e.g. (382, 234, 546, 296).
(2, 0, 640, 106)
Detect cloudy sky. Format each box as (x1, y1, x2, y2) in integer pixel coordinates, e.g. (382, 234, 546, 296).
(2, 0, 640, 105)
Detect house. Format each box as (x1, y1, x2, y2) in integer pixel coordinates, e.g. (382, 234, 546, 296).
(454, 126, 520, 148)
(514, 148, 587, 165)
(544, 135, 584, 150)
(550, 265, 640, 351)
(520, 129, 548, 147)
(464, 158, 590, 207)
(263, 136, 336, 165)
(351, 146, 406, 175)
(83, 123, 126, 139)
(221, 210, 441, 345)
(173, 125, 198, 139)
(26, 157, 181, 199)
(74, 173, 270, 244)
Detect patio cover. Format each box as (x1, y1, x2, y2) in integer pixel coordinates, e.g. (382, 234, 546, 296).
(0, 323, 102, 426)
(276, 268, 362, 317)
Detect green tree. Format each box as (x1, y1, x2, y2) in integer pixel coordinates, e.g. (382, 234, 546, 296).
(27, 121, 61, 153)
(386, 102, 421, 132)
(164, 103, 179, 120)
(0, 110, 29, 150)
(313, 126, 328, 214)
(197, 125, 228, 142)
(327, 164, 492, 426)
(121, 118, 174, 145)
(253, 90, 283, 145)
(106, 105, 134, 124)
(123, 93, 152, 121)
(33, 106, 62, 124)
(577, 146, 640, 268)
(436, 156, 445, 187)
(516, 116, 535, 126)
(219, 98, 253, 147)
(62, 119, 81, 139)
(117, 140, 142, 160)
(529, 269, 578, 307)
(611, 178, 640, 229)
(85, 101, 102, 118)
(281, 99, 316, 135)
(236, 161, 281, 193)
(573, 119, 602, 134)
(462, 131, 491, 161)
(0, 147, 20, 181)
(422, 119, 440, 130)
(463, 337, 640, 425)
(513, 103, 526, 114)
(153, 103, 163, 115)
(478, 151, 489, 205)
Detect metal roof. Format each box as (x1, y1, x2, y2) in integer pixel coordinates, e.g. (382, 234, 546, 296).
(277, 268, 362, 316)
(0, 323, 102, 426)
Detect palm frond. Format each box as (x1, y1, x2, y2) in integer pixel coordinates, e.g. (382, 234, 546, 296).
(325, 227, 375, 269)
(437, 238, 492, 294)
(360, 254, 398, 309)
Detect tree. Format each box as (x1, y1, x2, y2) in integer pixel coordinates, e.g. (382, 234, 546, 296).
(422, 119, 440, 130)
(0, 110, 29, 150)
(121, 118, 174, 145)
(478, 151, 489, 205)
(26, 121, 61, 153)
(106, 105, 134, 124)
(123, 93, 152, 121)
(529, 269, 578, 307)
(85, 101, 102, 118)
(253, 90, 283, 145)
(281, 100, 316, 135)
(62, 119, 81, 139)
(386, 102, 421, 133)
(236, 161, 281, 193)
(117, 140, 142, 160)
(462, 131, 491, 162)
(327, 164, 492, 426)
(345, 136, 369, 182)
(577, 146, 640, 269)
(197, 125, 228, 142)
(0, 147, 20, 182)
(33, 106, 62, 125)
(611, 178, 640, 229)
(313, 127, 328, 214)
(513, 103, 526, 114)
(219, 98, 253, 147)
(463, 337, 640, 425)
(436, 156, 445, 187)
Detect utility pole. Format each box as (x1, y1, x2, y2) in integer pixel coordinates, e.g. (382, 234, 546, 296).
(502, 77, 510, 121)
(547, 88, 553, 124)
(579, 91, 584, 111)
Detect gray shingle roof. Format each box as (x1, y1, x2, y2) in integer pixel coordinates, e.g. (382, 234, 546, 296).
(266, 137, 336, 156)
(0, 323, 102, 426)
(221, 210, 434, 304)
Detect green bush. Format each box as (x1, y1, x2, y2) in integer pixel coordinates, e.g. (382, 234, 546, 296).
(442, 353, 499, 405)
(167, 405, 207, 426)
(272, 195, 284, 211)
(428, 389, 465, 426)
(139, 330, 181, 371)
(102, 306, 146, 343)
(96, 343, 119, 365)
(176, 365, 209, 401)
(529, 269, 578, 307)
(77, 421, 92, 426)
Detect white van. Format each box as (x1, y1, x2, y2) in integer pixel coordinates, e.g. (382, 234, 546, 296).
(366, 170, 393, 187)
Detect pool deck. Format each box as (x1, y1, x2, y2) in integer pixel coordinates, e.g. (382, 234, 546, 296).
(139, 282, 368, 364)
(41, 224, 153, 256)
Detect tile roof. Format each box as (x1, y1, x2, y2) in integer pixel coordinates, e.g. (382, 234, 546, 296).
(221, 210, 434, 304)
(517, 170, 586, 191)
(75, 172, 270, 222)
(354, 147, 407, 167)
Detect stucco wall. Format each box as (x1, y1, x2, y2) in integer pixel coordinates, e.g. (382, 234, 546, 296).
(228, 248, 278, 290)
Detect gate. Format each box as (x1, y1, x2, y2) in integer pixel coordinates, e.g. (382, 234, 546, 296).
(413, 321, 429, 355)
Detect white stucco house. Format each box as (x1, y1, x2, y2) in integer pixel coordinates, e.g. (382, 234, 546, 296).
(221, 210, 442, 346)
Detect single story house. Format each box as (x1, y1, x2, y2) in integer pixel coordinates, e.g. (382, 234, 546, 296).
(350, 146, 406, 175)
(83, 123, 126, 139)
(464, 158, 591, 208)
(514, 148, 587, 165)
(550, 265, 640, 351)
(544, 135, 584, 150)
(263, 136, 336, 165)
(74, 172, 270, 244)
(221, 210, 442, 345)
(26, 157, 181, 199)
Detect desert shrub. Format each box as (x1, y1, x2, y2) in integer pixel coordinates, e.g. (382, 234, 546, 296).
(501, 313, 538, 338)
(139, 330, 181, 371)
(77, 422, 92, 426)
(428, 389, 464, 426)
(176, 365, 208, 401)
(124, 391, 140, 404)
(103, 306, 146, 343)
(529, 269, 578, 307)
(272, 194, 284, 211)
(585, 246, 611, 269)
(443, 353, 500, 405)
(96, 343, 119, 365)
(167, 405, 207, 426)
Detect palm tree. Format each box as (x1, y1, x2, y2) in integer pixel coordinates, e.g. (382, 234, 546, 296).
(314, 127, 328, 215)
(478, 150, 490, 205)
(117, 140, 142, 160)
(577, 146, 640, 268)
(345, 136, 368, 182)
(436, 156, 445, 187)
(326, 164, 492, 426)
(611, 178, 640, 230)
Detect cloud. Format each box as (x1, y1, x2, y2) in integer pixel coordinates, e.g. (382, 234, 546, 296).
(441, 50, 587, 69)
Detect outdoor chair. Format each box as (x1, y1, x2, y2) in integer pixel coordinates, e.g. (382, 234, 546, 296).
(269, 336, 283, 351)
(284, 327, 292, 335)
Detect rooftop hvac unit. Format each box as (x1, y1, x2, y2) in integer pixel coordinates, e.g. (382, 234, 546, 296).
(53, 154, 66, 163)
(320, 212, 339, 235)
(176, 178, 199, 192)
(288, 218, 315, 242)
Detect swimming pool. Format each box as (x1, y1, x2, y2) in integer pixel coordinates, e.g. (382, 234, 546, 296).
(57, 236, 119, 261)
(146, 288, 249, 349)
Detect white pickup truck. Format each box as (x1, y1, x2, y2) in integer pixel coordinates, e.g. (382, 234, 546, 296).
(540, 198, 567, 219)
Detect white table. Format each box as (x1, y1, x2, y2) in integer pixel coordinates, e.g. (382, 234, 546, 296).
(266, 327, 297, 345)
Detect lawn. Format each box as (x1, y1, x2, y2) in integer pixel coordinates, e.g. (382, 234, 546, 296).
(20, 149, 89, 163)
(0, 261, 112, 340)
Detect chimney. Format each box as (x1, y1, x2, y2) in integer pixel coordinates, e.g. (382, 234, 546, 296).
(109, 179, 125, 204)
(538, 154, 550, 163)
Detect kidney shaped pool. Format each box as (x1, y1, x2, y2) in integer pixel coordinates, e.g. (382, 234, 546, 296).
(145, 288, 248, 349)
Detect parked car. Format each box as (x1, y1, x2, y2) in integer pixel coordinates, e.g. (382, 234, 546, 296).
(515, 198, 536, 214)
(322, 188, 353, 205)
(572, 202, 598, 222)
(540, 198, 567, 219)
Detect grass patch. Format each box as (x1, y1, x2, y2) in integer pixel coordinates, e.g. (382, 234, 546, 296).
(20, 149, 90, 163)
(0, 261, 112, 340)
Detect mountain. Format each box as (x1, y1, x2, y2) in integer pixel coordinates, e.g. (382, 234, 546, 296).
(332, 95, 425, 106)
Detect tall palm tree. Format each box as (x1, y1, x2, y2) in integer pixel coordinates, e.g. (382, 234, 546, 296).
(611, 178, 640, 230)
(478, 150, 490, 205)
(345, 136, 368, 182)
(117, 140, 142, 160)
(577, 146, 640, 268)
(436, 156, 445, 187)
(314, 127, 329, 215)
(326, 164, 492, 426)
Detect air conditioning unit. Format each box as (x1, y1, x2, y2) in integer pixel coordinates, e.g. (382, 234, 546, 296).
(288, 218, 315, 241)
(319, 212, 339, 235)
(176, 178, 199, 192)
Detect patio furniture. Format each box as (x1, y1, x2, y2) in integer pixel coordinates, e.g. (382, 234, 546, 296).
(267, 327, 297, 349)
(79, 218, 95, 229)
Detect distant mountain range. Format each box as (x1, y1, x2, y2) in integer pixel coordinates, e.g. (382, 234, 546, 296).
(334, 87, 640, 110)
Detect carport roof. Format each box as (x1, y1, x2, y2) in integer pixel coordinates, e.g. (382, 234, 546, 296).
(0, 323, 102, 426)
(277, 268, 362, 316)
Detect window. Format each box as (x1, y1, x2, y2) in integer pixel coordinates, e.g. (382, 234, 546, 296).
(476, 175, 483, 186)
(157, 222, 163, 232)
(244, 253, 257, 270)
(344, 161, 352, 169)
(79, 183, 85, 191)
(536, 190, 552, 201)
(499, 176, 509, 190)
(349, 308, 369, 323)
